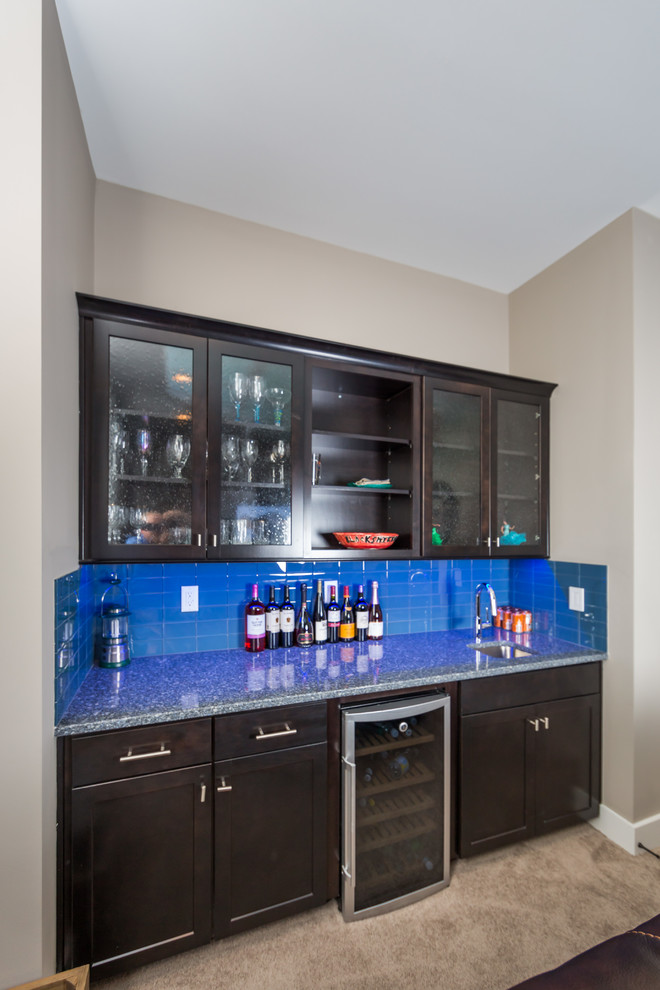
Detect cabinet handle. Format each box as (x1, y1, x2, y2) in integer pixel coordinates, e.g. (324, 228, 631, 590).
(539, 717, 550, 730)
(483, 537, 491, 548)
(193, 533, 203, 547)
(119, 744, 171, 762)
(527, 719, 540, 732)
(210, 533, 218, 547)
(200, 783, 207, 803)
(253, 723, 298, 740)
(216, 776, 232, 793)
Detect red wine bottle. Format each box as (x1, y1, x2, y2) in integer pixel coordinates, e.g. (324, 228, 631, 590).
(354, 584, 369, 642)
(313, 579, 328, 644)
(326, 586, 341, 643)
(280, 584, 295, 648)
(295, 583, 314, 648)
(368, 580, 384, 640)
(265, 585, 280, 650)
(244, 583, 266, 652)
(339, 586, 355, 642)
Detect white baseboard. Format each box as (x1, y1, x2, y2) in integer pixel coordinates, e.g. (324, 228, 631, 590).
(591, 804, 660, 856)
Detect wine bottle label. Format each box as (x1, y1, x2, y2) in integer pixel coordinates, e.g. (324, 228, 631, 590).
(356, 612, 369, 629)
(339, 622, 355, 639)
(297, 630, 313, 646)
(368, 620, 383, 638)
(266, 611, 280, 632)
(246, 614, 266, 636)
(315, 619, 327, 640)
(328, 616, 340, 627)
(281, 612, 295, 630)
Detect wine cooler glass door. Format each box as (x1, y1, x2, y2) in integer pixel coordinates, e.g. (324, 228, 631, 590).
(341, 693, 450, 921)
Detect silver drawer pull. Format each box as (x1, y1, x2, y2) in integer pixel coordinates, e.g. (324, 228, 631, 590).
(217, 776, 232, 793)
(254, 723, 298, 740)
(119, 744, 172, 762)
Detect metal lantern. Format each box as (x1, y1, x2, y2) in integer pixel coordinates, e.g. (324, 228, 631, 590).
(98, 573, 130, 669)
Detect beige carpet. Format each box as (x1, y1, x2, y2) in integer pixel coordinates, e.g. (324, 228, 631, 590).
(97, 824, 660, 990)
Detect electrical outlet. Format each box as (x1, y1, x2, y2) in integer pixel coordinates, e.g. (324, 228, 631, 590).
(568, 586, 585, 612)
(181, 585, 199, 612)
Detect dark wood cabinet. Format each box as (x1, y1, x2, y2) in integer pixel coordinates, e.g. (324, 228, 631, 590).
(79, 294, 555, 562)
(457, 663, 601, 857)
(422, 378, 551, 557)
(60, 720, 213, 978)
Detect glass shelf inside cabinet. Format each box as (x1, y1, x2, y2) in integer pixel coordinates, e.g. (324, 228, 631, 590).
(218, 354, 293, 547)
(107, 336, 194, 547)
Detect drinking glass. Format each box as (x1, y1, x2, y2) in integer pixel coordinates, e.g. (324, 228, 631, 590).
(166, 434, 191, 478)
(242, 438, 259, 483)
(264, 386, 290, 427)
(222, 434, 240, 480)
(228, 371, 248, 421)
(110, 419, 128, 476)
(249, 375, 266, 423)
(136, 428, 151, 476)
(269, 439, 289, 484)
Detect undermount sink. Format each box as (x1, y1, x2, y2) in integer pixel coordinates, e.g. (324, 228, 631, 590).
(468, 642, 534, 660)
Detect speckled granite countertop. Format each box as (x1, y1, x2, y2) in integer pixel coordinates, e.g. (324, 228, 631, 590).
(55, 629, 605, 736)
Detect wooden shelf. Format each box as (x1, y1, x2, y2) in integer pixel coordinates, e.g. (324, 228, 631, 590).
(355, 725, 435, 756)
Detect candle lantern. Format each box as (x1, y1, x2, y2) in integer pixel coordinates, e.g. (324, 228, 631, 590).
(98, 573, 130, 668)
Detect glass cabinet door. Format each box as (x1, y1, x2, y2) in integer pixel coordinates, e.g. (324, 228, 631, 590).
(492, 392, 547, 555)
(423, 380, 489, 555)
(84, 320, 207, 560)
(207, 341, 303, 557)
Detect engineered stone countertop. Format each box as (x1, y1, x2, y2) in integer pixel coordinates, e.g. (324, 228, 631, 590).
(55, 629, 606, 736)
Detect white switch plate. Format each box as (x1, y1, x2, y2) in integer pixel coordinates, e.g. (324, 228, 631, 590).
(181, 585, 199, 612)
(568, 586, 585, 612)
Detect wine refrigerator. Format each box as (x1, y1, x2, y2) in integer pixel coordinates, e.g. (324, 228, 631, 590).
(341, 692, 451, 921)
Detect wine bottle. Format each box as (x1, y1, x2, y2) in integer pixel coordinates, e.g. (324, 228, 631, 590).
(368, 580, 384, 640)
(313, 579, 328, 644)
(244, 583, 266, 653)
(339, 585, 355, 642)
(265, 586, 280, 650)
(354, 584, 369, 642)
(386, 754, 410, 779)
(326, 586, 341, 643)
(295, 583, 314, 648)
(280, 584, 295, 648)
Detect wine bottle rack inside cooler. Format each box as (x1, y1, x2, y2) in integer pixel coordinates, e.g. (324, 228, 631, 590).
(341, 692, 451, 921)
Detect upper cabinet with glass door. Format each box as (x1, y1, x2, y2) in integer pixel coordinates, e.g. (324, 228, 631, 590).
(491, 390, 549, 556)
(82, 320, 208, 560)
(206, 341, 304, 558)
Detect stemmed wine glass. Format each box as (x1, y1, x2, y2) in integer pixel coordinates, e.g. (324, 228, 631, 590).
(222, 434, 240, 480)
(136, 428, 151, 476)
(249, 375, 265, 423)
(228, 371, 248, 421)
(264, 387, 290, 427)
(166, 434, 191, 478)
(241, 438, 259, 483)
(109, 418, 128, 476)
(269, 440, 289, 484)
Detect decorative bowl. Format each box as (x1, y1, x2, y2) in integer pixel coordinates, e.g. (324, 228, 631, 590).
(333, 532, 399, 550)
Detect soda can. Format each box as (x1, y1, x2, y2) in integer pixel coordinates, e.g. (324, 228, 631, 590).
(512, 610, 525, 633)
(522, 610, 533, 632)
(501, 608, 513, 631)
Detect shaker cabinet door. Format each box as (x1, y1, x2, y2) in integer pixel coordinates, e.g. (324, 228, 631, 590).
(82, 318, 208, 560)
(206, 340, 305, 558)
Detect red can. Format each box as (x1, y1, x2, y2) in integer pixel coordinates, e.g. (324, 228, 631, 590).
(500, 607, 513, 631)
(522, 610, 533, 632)
(512, 610, 525, 633)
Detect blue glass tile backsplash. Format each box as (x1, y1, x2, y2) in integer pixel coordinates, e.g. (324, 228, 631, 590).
(54, 556, 607, 723)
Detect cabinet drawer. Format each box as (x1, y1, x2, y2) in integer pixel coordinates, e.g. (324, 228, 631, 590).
(215, 703, 327, 758)
(459, 662, 601, 715)
(71, 718, 212, 786)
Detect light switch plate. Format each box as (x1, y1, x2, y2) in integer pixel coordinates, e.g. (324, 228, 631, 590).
(568, 586, 585, 612)
(181, 585, 199, 612)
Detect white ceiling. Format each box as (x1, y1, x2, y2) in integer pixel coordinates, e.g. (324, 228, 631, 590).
(54, 0, 660, 293)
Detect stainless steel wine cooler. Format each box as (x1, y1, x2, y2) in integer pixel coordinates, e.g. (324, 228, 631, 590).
(341, 692, 451, 921)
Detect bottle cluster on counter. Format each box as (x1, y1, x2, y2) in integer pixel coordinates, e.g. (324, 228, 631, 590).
(244, 579, 384, 653)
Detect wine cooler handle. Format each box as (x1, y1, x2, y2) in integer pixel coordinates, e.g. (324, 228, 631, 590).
(341, 755, 356, 888)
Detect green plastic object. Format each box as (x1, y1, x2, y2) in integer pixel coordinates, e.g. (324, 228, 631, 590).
(431, 527, 443, 545)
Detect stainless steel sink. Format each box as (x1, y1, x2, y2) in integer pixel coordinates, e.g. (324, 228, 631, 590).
(468, 642, 534, 659)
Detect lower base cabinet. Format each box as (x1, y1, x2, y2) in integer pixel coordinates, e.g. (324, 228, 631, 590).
(458, 662, 601, 857)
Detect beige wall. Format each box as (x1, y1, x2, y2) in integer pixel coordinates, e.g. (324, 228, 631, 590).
(509, 214, 635, 821)
(94, 182, 509, 373)
(631, 209, 660, 819)
(0, 2, 94, 986)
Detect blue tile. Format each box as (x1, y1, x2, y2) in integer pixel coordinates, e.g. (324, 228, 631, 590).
(126, 563, 163, 580)
(163, 563, 198, 583)
(132, 638, 165, 658)
(129, 606, 164, 625)
(163, 635, 198, 655)
(197, 632, 229, 652)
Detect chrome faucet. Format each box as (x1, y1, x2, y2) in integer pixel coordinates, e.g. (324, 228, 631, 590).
(475, 582, 497, 642)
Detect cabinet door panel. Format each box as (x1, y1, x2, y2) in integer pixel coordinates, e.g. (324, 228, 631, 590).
(535, 694, 601, 833)
(214, 743, 327, 937)
(459, 705, 535, 856)
(70, 765, 212, 976)
(423, 379, 489, 556)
